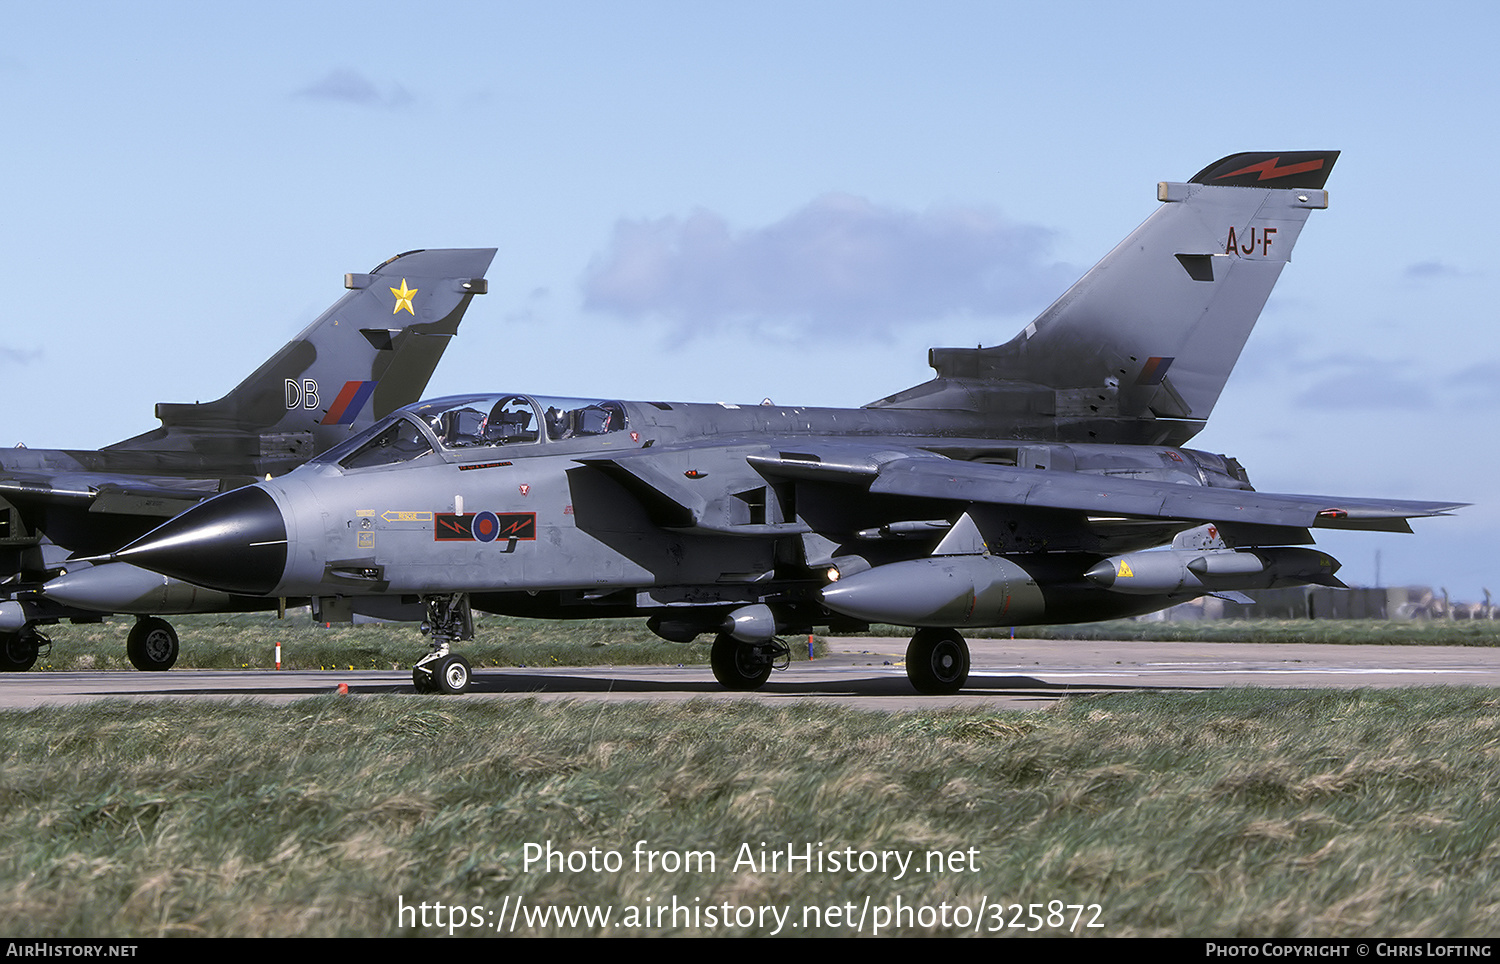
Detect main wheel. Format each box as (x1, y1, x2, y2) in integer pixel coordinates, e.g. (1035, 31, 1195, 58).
(434, 654, 472, 695)
(906, 627, 969, 695)
(710, 632, 773, 691)
(127, 617, 179, 671)
(0, 631, 39, 672)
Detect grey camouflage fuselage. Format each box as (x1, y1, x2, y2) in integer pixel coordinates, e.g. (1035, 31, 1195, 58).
(106, 154, 1462, 693)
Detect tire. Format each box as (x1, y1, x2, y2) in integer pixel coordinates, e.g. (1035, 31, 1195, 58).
(434, 654, 472, 695)
(126, 618, 179, 672)
(412, 665, 435, 693)
(906, 628, 969, 695)
(710, 632, 772, 691)
(0, 631, 38, 672)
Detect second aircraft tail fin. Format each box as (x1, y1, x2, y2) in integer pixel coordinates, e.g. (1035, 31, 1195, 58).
(109, 247, 496, 474)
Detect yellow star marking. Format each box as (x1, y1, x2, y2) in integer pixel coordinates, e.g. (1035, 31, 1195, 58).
(389, 278, 418, 315)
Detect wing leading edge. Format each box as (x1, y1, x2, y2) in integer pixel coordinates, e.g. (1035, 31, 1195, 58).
(585, 442, 1463, 539)
(864, 458, 1464, 534)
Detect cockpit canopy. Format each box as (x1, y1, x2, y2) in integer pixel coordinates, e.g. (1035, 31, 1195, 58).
(314, 394, 629, 470)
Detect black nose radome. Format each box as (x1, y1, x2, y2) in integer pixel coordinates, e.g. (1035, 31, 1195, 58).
(114, 485, 287, 595)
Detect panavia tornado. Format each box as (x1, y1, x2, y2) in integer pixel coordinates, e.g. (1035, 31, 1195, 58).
(1, 248, 495, 672)
(99, 153, 1461, 694)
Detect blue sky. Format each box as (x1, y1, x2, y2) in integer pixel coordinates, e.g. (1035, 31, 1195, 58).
(4, 1, 1496, 598)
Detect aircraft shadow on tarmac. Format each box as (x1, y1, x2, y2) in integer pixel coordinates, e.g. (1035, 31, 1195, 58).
(76, 671, 1206, 700)
(53, 667, 1216, 705)
(455, 671, 1211, 699)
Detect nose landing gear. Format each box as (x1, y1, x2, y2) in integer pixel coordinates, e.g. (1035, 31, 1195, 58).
(412, 594, 475, 695)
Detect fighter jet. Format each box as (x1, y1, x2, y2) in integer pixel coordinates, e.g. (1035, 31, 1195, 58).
(102, 153, 1462, 694)
(0, 247, 495, 672)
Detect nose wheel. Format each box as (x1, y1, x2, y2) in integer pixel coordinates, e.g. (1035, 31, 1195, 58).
(412, 594, 475, 695)
(414, 652, 472, 694)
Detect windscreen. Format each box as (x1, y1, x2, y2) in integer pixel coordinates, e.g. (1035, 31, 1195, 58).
(336, 417, 433, 469)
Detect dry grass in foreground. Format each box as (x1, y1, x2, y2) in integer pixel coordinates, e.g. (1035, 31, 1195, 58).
(1, 688, 1498, 936)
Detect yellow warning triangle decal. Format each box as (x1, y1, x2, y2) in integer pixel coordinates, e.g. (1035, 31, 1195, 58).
(1118, 560, 1134, 578)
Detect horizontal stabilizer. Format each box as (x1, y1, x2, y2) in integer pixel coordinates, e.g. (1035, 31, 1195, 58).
(0, 475, 222, 509)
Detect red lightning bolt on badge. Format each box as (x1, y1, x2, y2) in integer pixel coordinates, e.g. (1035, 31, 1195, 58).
(1216, 156, 1325, 182)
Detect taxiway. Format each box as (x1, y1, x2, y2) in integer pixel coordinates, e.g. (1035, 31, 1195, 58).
(0, 637, 1495, 711)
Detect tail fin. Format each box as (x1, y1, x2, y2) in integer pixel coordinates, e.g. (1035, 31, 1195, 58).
(107, 248, 496, 474)
(870, 152, 1338, 446)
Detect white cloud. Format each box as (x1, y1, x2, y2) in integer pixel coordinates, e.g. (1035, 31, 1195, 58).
(0, 348, 42, 367)
(1403, 260, 1473, 281)
(581, 195, 1075, 342)
(293, 69, 413, 110)
(1286, 352, 1500, 411)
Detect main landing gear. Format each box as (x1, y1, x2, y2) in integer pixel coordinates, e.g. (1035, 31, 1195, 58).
(412, 593, 474, 695)
(126, 617, 180, 671)
(705, 625, 971, 694)
(0, 626, 47, 672)
(710, 633, 790, 690)
(0, 617, 183, 674)
(905, 627, 970, 695)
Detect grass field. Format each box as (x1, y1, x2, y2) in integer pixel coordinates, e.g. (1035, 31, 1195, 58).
(30, 612, 714, 673)
(1, 688, 1498, 937)
(993, 618, 1500, 647)
(8, 613, 1498, 936)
